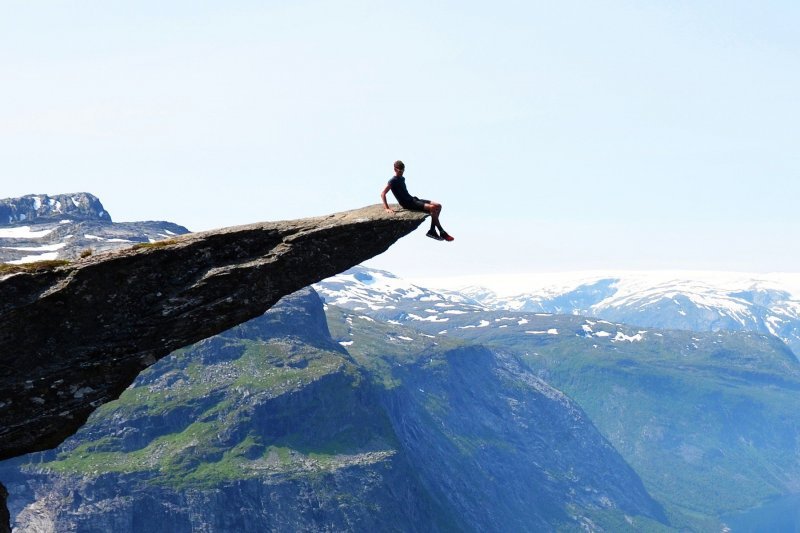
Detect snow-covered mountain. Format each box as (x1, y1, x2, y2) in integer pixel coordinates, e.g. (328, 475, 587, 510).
(421, 271, 800, 359)
(0, 193, 189, 264)
(317, 268, 800, 359)
(314, 266, 486, 329)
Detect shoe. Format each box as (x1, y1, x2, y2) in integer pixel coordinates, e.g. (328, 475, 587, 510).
(440, 231, 454, 242)
(426, 229, 443, 241)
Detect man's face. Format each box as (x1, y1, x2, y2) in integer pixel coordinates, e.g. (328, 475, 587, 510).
(394, 166, 404, 175)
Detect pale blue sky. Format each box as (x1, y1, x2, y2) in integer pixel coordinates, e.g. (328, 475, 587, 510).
(1, 1, 798, 277)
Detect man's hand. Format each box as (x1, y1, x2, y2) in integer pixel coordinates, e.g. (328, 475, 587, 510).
(384, 206, 396, 214)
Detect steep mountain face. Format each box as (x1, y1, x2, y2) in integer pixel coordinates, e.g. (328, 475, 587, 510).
(2, 289, 668, 532)
(369, 346, 666, 530)
(317, 267, 800, 530)
(439, 314, 800, 530)
(453, 272, 800, 359)
(0, 193, 188, 264)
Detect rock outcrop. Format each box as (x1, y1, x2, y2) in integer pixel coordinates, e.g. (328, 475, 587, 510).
(0, 205, 426, 463)
(0, 193, 111, 225)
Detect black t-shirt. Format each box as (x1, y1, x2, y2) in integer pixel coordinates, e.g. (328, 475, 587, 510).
(388, 176, 415, 208)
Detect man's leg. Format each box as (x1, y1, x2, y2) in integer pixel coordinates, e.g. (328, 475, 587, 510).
(424, 202, 452, 240)
(424, 202, 442, 231)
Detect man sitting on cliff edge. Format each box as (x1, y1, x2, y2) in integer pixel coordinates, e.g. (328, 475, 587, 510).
(380, 160, 454, 242)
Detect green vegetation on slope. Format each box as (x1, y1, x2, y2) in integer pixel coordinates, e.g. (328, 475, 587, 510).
(40, 332, 394, 490)
(428, 310, 800, 530)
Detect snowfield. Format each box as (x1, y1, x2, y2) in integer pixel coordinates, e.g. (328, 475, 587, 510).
(315, 267, 800, 359)
(0, 226, 55, 239)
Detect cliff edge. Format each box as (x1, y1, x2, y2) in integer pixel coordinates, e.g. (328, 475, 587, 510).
(0, 204, 426, 463)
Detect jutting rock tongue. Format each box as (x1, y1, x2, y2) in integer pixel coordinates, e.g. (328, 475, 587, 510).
(0, 192, 111, 224)
(0, 204, 427, 465)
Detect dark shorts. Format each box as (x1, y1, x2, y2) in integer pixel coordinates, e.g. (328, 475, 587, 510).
(401, 196, 429, 212)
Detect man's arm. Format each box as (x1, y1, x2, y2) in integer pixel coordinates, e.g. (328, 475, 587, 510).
(380, 183, 394, 213)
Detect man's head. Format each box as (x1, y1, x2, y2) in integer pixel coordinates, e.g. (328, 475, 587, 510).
(394, 160, 405, 175)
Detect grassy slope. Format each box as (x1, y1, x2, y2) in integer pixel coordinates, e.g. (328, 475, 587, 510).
(41, 335, 392, 489)
(22, 298, 459, 531)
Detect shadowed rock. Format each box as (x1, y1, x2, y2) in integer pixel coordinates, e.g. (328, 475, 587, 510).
(0, 204, 426, 462)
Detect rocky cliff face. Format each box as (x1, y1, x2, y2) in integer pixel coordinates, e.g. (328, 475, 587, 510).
(0, 193, 111, 225)
(0, 204, 426, 531)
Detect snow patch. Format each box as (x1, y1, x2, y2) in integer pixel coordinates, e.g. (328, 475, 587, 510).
(8, 252, 60, 264)
(459, 320, 491, 329)
(408, 313, 448, 323)
(0, 226, 55, 239)
(3, 242, 66, 252)
(613, 331, 645, 342)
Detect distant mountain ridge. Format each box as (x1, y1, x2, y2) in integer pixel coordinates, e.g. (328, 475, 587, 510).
(0, 193, 111, 224)
(316, 266, 800, 530)
(314, 267, 800, 366)
(410, 271, 800, 359)
(0, 192, 189, 263)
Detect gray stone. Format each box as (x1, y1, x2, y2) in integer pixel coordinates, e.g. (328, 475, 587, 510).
(0, 192, 111, 225)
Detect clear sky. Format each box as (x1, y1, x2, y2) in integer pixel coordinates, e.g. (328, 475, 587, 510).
(2, 1, 798, 278)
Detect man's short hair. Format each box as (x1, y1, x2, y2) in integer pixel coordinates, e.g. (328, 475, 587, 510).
(394, 160, 405, 170)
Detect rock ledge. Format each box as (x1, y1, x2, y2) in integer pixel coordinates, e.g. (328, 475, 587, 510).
(0, 204, 426, 461)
